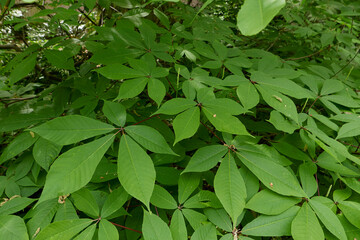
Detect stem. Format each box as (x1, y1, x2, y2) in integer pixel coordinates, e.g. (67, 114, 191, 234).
(331, 46, 360, 78)
(285, 46, 329, 61)
(200, 121, 225, 144)
(131, 114, 160, 126)
(0, 0, 11, 23)
(110, 222, 142, 234)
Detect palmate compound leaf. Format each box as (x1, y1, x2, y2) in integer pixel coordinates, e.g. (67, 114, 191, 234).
(236, 145, 307, 198)
(118, 134, 156, 209)
(214, 153, 246, 225)
(237, 0, 286, 36)
(31, 115, 115, 145)
(291, 202, 324, 240)
(37, 134, 115, 205)
(142, 210, 173, 240)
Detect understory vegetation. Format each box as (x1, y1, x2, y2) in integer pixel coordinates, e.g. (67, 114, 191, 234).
(0, 0, 360, 239)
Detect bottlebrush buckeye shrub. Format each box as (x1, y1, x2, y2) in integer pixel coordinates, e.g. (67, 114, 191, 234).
(0, 0, 360, 239)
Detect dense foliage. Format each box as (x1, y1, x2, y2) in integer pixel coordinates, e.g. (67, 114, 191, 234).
(1, 0, 360, 239)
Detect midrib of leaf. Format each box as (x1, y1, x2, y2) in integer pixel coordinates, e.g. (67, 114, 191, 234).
(50, 220, 92, 238)
(258, 0, 264, 26)
(123, 135, 146, 202)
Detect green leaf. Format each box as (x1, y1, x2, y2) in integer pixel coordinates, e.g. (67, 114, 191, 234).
(236, 81, 259, 109)
(241, 206, 299, 236)
(118, 134, 155, 209)
(142, 210, 173, 240)
(148, 78, 166, 106)
(214, 153, 246, 223)
(203, 107, 250, 136)
(333, 188, 352, 202)
(26, 199, 59, 237)
(0, 132, 38, 164)
(202, 98, 246, 115)
(0, 197, 35, 216)
(236, 149, 307, 198)
(183, 145, 228, 173)
(153, 8, 170, 29)
(340, 177, 360, 194)
(35, 219, 92, 240)
(0, 215, 28, 240)
(309, 199, 346, 240)
(320, 79, 344, 96)
(256, 85, 299, 123)
(31, 115, 115, 145)
(117, 77, 148, 99)
(98, 219, 119, 240)
(9, 52, 37, 85)
(178, 173, 200, 204)
(170, 209, 187, 240)
(44, 50, 75, 71)
(299, 163, 318, 198)
(182, 209, 207, 230)
(38, 134, 115, 205)
(71, 188, 99, 218)
(102, 101, 126, 127)
(246, 189, 301, 215)
(237, 0, 286, 36)
(204, 208, 232, 232)
(95, 64, 144, 79)
(272, 141, 312, 162)
(173, 107, 200, 144)
(190, 223, 217, 240)
(256, 74, 313, 99)
(125, 125, 176, 155)
(54, 201, 78, 222)
(150, 185, 177, 209)
(73, 224, 96, 240)
(337, 121, 360, 139)
(33, 137, 62, 171)
(101, 186, 128, 219)
(154, 98, 196, 115)
(291, 202, 324, 240)
(337, 201, 360, 229)
(268, 110, 298, 134)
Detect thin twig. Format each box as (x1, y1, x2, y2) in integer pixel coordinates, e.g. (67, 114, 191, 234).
(78, 8, 98, 26)
(306, 96, 320, 114)
(200, 121, 225, 144)
(0, 0, 11, 23)
(285, 46, 329, 61)
(330, 46, 360, 79)
(131, 114, 160, 126)
(110, 222, 142, 234)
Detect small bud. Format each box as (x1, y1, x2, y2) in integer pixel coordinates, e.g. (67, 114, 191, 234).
(213, 114, 216, 117)
(270, 182, 274, 187)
